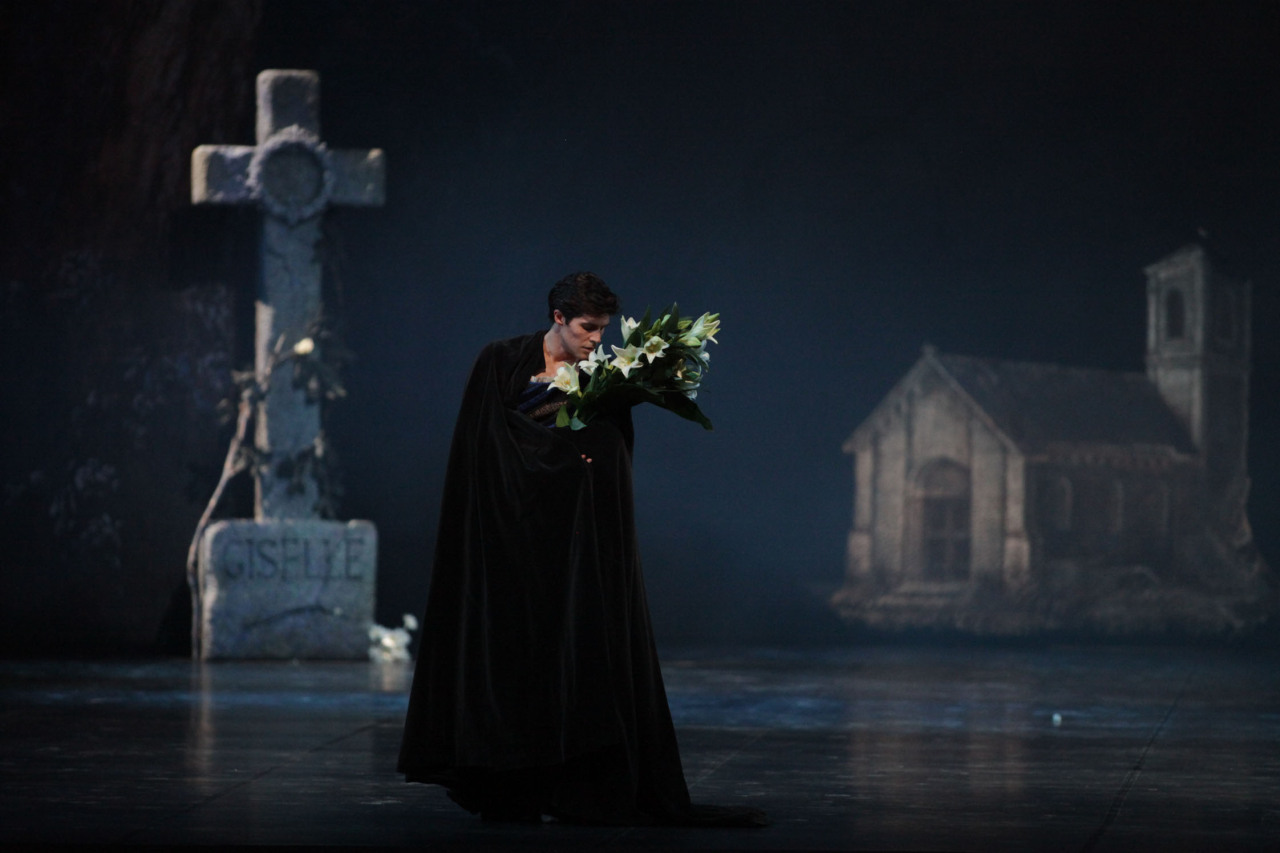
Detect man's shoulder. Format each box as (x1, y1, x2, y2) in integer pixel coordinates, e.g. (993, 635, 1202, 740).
(478, 330, 543, 364)
(466, 331, 544, 391)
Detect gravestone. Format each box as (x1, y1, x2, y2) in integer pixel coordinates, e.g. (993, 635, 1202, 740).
(196, 519, 377, 659)
(191, 69, 385, 659)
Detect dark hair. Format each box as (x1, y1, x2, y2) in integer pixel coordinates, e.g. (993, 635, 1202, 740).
(547, 271, 619, 322)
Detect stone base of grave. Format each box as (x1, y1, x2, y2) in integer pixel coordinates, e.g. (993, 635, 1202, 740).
(196, 519, 377, 660)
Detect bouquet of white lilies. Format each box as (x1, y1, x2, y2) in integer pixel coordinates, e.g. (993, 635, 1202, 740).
(551, 305, 719, 430)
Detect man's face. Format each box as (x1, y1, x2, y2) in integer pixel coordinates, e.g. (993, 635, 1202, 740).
(555, 311, 611, 361)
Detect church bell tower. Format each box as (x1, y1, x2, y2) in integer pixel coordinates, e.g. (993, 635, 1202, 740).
(1144, 244, 1252, 495)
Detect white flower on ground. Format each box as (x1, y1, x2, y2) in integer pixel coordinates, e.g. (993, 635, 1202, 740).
(578, 347, 611, 375)
(292, 337, 315, 356)
(641, 335, 669, 363)
(368, 623, 412, 662)
(551, 362, 581, 395)
(610, 343, 644, 377)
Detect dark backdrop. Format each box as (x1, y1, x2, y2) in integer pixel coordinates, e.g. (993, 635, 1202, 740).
(3, 0, 1278, 652)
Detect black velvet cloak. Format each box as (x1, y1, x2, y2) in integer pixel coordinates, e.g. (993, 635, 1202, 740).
(397, 330, 694, 824)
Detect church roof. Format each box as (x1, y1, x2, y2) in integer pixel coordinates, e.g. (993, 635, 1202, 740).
(933, 352, 1196, 454)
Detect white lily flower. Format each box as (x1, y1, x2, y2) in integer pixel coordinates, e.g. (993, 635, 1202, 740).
(292, 337, 315, 356)
(610, 343, 643, 377)
(620, 316, 640, 340)
(641, 335, 669, 363)
(689, 312, 720, 344)
(578, 347, 610, 375)
(551, 363, 581, 395)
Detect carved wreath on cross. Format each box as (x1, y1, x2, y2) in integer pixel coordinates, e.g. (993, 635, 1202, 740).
(246, 126, 337, 225)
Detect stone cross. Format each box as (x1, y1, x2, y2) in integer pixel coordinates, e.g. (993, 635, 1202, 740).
(189, 70, 384, 660)
(192, 69, 385, 519)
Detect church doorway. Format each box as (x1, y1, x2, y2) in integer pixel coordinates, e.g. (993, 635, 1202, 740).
(923, 496, 970, 581)
(915, 459, 971, 582)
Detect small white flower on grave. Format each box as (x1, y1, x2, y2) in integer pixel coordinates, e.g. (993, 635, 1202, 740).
(368, 614, 420, 663)
(368, 624, 410, 663)
(292, 337, 315, 356)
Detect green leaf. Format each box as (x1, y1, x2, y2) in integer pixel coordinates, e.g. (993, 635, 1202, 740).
(658, 391, 714, 430)
(662, 303, 680, 334)
(631, 308, 653, 345)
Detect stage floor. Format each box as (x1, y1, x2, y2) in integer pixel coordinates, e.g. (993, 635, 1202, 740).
(2, 643, 1277, 851)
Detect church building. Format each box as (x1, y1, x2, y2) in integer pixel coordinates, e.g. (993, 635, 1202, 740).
(832, 245, 1273, 634)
